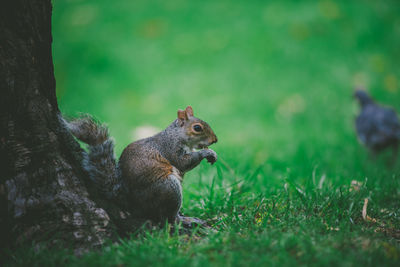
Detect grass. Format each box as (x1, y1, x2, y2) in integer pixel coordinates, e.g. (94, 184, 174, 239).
(5, 0, 400, 265)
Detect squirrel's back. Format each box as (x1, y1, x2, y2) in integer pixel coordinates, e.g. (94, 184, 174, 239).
(119, 138, 178, 188)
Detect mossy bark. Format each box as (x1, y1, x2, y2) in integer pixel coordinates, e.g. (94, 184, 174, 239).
(0, 0, 141, 254)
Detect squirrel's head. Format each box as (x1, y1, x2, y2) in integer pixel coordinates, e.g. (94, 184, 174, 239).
(176, 106, 218, 149)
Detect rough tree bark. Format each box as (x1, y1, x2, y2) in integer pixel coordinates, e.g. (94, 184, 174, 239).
(0, 0, 141, 254)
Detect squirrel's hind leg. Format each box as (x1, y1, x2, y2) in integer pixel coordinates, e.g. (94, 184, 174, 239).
(139, 174, 182, 224)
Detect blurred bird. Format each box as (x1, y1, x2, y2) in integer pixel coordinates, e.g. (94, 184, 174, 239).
(354, 89, 400, 164)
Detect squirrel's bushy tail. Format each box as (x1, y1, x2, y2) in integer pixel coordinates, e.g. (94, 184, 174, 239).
(65, 116, 121, 199)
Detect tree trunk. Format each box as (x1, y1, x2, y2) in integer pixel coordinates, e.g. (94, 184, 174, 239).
(0, 0, 140, 254)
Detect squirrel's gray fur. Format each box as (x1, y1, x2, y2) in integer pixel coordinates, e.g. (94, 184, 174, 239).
(64, 116, 121, 199)
(64, 106, 217, 223)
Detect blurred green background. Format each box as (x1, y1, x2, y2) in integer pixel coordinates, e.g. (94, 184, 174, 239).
(52, 0, 400, 190)
(53, 0, 400, 165)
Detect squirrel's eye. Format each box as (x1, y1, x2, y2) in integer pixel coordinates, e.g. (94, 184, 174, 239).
(193, 124, 203, 132)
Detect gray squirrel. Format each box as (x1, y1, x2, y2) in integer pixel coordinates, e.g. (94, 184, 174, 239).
(66, 106, 218, 223)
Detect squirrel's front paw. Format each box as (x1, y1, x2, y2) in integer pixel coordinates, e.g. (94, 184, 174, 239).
(201, 149, 217, 165)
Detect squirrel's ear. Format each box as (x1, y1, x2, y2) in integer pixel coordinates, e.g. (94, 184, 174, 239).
(177, 109, 187, 126)
(185, 106, 194, 117)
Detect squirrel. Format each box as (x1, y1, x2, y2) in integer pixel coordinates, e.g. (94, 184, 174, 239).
(65, 106, 218, 223)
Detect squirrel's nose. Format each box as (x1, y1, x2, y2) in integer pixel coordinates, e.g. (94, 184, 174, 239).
(212, 136, 218, 144)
